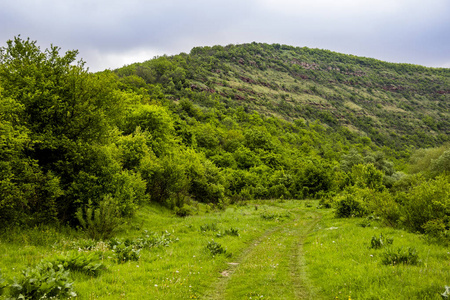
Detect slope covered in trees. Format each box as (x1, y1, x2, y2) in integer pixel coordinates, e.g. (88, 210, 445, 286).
(118, 42, 449, 150)
(0, 37, 449, 243)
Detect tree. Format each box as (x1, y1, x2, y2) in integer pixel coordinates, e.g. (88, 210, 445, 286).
(0, 37, 132, 224)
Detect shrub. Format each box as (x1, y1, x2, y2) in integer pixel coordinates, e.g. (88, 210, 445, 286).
(224, 227, 239, 237)
(365, 190, 400, 226)
(381, 247, 419, 266)
(335, 193, 368, 218)
(76, 196, 123, 240)
(318, 192, 336, 208)
(174, 204, 194, 217)
(9, 262, 77, 299)
(350, 163, 385, 191)
(422, 219, 450, 242)
(401, 175, 450, 234)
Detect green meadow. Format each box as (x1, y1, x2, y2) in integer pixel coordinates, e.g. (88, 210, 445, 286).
(1, 200, 449, 299)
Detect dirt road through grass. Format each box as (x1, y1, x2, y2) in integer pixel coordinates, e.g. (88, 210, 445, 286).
(205, 209, 322, 299)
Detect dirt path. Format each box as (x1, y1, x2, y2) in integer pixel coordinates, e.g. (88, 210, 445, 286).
(289, 214, 322, 299)
(204, 210, 322, 299)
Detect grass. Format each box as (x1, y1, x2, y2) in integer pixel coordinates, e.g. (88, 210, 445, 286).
(0, 201, 312, 299)
(304, 210, 450, 300)
(1, 201, 449, 299)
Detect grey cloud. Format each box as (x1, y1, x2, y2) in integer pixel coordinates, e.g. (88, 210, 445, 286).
(0, 0, 448, 71)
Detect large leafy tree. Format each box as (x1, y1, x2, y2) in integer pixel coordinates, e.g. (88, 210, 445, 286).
(0, 37, 132, 224)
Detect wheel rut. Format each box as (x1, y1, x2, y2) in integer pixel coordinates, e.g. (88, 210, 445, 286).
(205, 211, 322, 300)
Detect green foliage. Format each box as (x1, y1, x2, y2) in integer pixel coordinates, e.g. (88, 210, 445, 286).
(113, 244, 141, 263)
(296, 160, 333, 198)
(76, 196, 123, 240)
(200, 223, 219, 232)
(44, 252, 105, 276)
(409, 144, 449, 174)
(109, 230, 177, 250)
(369, 233, 393, 249)
(335, 192, 368, 218)
(365, 190, 400, 226)
(422, 219, 450, 242)
(350, 163, 385, 191)
(0, 37, 144, 226)
(400, 175, 450, 234)
(381, 247, 419, 266)
(431, 150, 450, 175)
(174, 204, 194, 217)
(0, 271, 6, 296)
(9, 262, 76, 299)
(442, 286, 450, 299)
(260, 210, 291, 221)
(2, 36, 449, 244)
(123, 104, 175, 155)
(205, 240, 228, 256)
(218, 227, 240, 237)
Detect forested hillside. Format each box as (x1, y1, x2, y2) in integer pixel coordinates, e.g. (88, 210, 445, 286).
(0, 37, 449, 242)
(117, 42, 450, 150)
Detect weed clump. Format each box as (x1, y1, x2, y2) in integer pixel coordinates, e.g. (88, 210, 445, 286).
(206, 240, 228, 257)
(260, 211, 291, 221)
(369, 233, 393, 249)
(9, 262, 77, 299)
(200, 223, 219, 232)
(45, 252, 105, 276)
(216, 227, 240, 237)
(113, 244, 141, 263)
(381, 247, 419, 265)
(108, 230, 177, 263)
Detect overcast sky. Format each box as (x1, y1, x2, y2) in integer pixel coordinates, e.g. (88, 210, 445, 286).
(1, 0, 449, 72)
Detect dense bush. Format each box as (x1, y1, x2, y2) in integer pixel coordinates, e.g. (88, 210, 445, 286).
(400, 175, 450, 234)
(335, 192, 368, 218)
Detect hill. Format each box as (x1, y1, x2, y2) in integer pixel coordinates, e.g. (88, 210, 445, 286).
(1, 37, 449, 238)
(116, 42, 450, 150)
(1, 38, 449, 299)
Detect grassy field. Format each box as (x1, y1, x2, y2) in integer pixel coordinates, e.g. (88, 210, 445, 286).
(304, 210, 450, 300)
(0, 201, 449, 299)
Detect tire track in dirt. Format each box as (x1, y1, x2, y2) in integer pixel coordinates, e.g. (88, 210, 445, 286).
(289, 214, 322, 299)
(204, 210, 322, 299)
(204, 224, 285, 300)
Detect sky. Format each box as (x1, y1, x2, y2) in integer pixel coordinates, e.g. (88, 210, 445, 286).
(1, 0, 449, 72)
